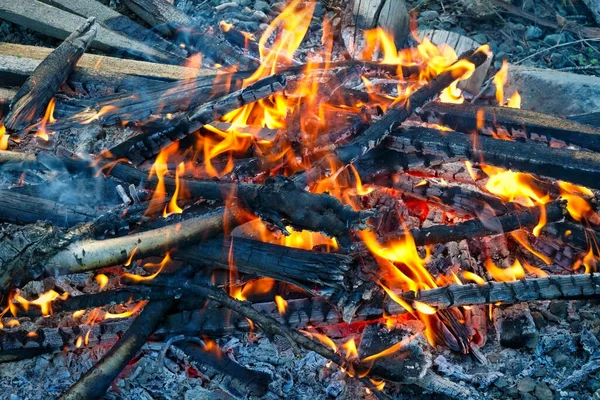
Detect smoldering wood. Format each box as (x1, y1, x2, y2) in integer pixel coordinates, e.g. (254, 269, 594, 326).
(0, 190, 102, 227)
(3, 18, 97, 131)
(175, 237, 353, 295)
(385, 127, 600, 190)
(0, 208, 225, 299)
(107, 74, 287, 164)
(59, 299, 173, 400)
(546, 221, 600, 253)
(178, 340, 271, 398)
(0, 319, 133, 363)
(39, 0, 187, 60)
(397, 200, 566, 246)
(419, 102, 600, 152)
(296, 49, 490, 186)
(0, 0, 178, 65)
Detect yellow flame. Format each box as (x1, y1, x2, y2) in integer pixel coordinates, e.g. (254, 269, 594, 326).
(14, 290, 69, 316)
(275, 295, 288, 315)
(95, 274, 108, 289)
(485, 259, 525, 282)
(123, 253, 171, 282)
(105, 301, 146, 319)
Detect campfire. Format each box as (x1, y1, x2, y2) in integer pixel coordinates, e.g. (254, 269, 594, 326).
(2, 0, 600, 398)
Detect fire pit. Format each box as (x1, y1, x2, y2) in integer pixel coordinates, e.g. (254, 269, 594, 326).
(2, 0, 600, 399)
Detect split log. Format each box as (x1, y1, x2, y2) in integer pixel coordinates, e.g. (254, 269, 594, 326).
(386, 127, 600, 190)
(178, 340, 271, 398)
(3, 17, 97, 131)
(40, 0, 187, 60)
(175, 237, 353, 295)
(351, 0, 409, 48)
(59, 299, 173, 400)
(0, 0, 178, 65)
(391, 200, 565, 246)
(296, 48, 490, 186)
(107, 74, 287, 164)
(122, 0, 192, 34)
(0, 208, 225, 299)
(418, 102, 600, 152)
(0, 42, 211, 82)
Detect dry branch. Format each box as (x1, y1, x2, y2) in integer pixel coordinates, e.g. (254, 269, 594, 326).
(4, 17, 97, 131)
(297, 48, 490, 186)
(0, 0, 177, 64)
(419, 102, 600, 152)
(386, 127, 600, 190)
(59, 299, 173, 400)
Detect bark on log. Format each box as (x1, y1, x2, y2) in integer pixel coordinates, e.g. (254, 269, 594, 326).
(107, 74, 287, 164)
(352, 0, 410, 48)
(4, 17, 97, 131)
(386, 127, 600, 190)
(0, 0, 178, 65)
(59, 299, 173, 400)
(175, 237, 353, 294)
(419, 102, 600, 152)
(296, 48, 490, 186)
(0, 209, 225, 299)
(40, 0, 187, 59)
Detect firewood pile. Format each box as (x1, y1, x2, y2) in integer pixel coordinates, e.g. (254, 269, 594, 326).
(2, 0, 600, 399)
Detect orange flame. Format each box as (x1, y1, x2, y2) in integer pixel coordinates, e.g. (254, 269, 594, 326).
(0, 124, 8, 150)
(342, 338, 358, 360)
(14, 290, 69, 316)
(275, 295, 288, 315)
(123, 253, 172, 282)
(300, 330, 337, 352)
(105, 301, 146, 319)
(34, 98, 57, 140)
(485, 259, 525, 282)
(95, 274, 109, 289)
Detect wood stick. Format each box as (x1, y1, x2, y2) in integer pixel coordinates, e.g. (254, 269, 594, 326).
(0, 42, 210, 81)
(4, 17, 97, 131)
(0, 0, 177, 65)
(0, 208, 225, 298)
(40, 0, 187, 60)
(107, 74, 287, 164)
(386, 127, 600, 190)
(418, 102, 600, 152)
(296, 48, 490, 186)
(59, 299, 173, 400)
(403, 272, 600, 309)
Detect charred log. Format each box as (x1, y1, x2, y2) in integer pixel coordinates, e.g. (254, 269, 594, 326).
(386, 127, 600, 190)
(4, 17, 96, 131)
(418, 102, 600, 152)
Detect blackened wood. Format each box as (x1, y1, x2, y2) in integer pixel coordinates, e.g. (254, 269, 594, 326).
(419, 102, 600, 152)
(0, 0, 177, 65)
(107, 74, 286, 164)
(403, 272, 600, 309)
(0, 190, 102, 227)
(297, 49, 490, 186)
(400, 200, 566, 246)
(568, 111, 600, 129)
(4, 18, 96, 131)
(59, 299, 173, 400)
(386, 127, 600, 190)
(40, 0, 186, 60)
(179, 341, 271, 398)
(175, 237, 353, 293)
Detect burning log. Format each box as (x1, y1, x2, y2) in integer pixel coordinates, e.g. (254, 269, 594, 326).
(400, 200, 565, 246)
(108, 74, 287, 164)
(0, 209, 225, 299)
(3, 17, 97, 131)
(418, 102, 600, 153)
(297, 48, 490, 186)
(174, 237, 353, 295)
(177, 339, 271, 398)
(59, 299, 173, 400)
(41, 0, 187, 60)
(386, 127, 600, 190)
(0, 0, 178, 65)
